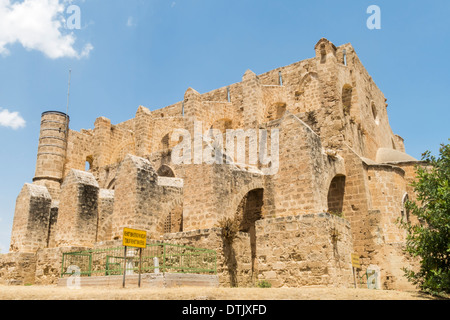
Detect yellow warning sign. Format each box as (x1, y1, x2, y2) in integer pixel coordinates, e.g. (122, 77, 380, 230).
(123, 228, 147, 249)
(351, 253, 361, 269)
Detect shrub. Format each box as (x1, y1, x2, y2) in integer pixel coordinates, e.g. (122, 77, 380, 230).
(400, 141, 450, 295)
(257, 280, 272, 288)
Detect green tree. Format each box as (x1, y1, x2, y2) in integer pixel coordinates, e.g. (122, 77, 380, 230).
(401, 141, 450, 295)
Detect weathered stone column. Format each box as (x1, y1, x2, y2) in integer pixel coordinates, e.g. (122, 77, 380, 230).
(135, 106, 152, 157)
(93, 116, 112, 168)
(97, 189, 115, 242)
(183, 87, 203, 119)
(242, 69, 264, 129)
(111, 154, 183, 240)
(54, 169, 99, 247)
(111, 155, 159, 239)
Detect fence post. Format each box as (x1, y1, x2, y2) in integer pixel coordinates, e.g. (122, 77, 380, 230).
(89, 253, 92, 277)
(61, 253, 65, 278)
(162, 243, 166, 273)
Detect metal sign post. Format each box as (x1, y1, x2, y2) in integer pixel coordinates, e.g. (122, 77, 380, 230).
(122, 228, 147, 289)
(351, 253, 361, 289)
(122, 246, 127, 288)
(138, 248, 143, 288)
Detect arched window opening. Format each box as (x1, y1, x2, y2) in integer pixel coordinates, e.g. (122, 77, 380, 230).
(320, 44, 327, 64)
(85, 156, 93, 171)
(402, 194, 411, 223)
(265, 103, 287, 122)
(275, 103, 287, 119)
(371, 102, 379, 125)
(342, 85, 353, 115)
(327, 175, 346, 216)
(210, 119, 233, 134)
(161, 133, 170, 151)
(157, 165, 175, 178)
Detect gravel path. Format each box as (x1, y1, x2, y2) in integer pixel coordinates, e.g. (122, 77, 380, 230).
(0, 285, 438, 300)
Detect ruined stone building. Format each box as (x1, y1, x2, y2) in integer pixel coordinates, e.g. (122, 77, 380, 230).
(1, 38, 421, 289)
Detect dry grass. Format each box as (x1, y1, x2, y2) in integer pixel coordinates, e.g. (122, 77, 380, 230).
(0, 285, 437, 300)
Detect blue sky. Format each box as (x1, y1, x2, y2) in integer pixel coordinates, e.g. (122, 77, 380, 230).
(0, 0, 449, 252)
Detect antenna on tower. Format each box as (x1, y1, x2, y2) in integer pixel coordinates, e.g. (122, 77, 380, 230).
(66, 69, 72, 117)
(65, 69, 71, 134)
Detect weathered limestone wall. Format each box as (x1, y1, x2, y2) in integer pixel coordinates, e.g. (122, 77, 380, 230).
(4, 38, 423, 292)
(339, 147, 372, 269)
(360, 209, 420, 291)
(94, 163, 120, 190)
(374, 242, 420, 291)
(336, 150, 417, 290)
(367, 164, 407, 243)
(164, 228, 253, 288)
(9, 184, 52, 253)
(152, 101, 184, 119)
(256, 213, 354, 288)
(334, 43, 397, 160)
(0, 253, 37, 285)
(43, 38, 409, 193)
(264, 113, 346, 218)
(148, 116, 185, 154)
(100, 120, 136, 168)
(242, 70, 265, 129)
(63, 116, 137, 181)
(47, 201, 59, 249)
(64, 129, 93, 175)
(394, 162, 424, 204)
(34, 246, 88, 285)
(111, 155, 183, 239)
(50, 39, 408, 195)
(182, 163, 264, 231)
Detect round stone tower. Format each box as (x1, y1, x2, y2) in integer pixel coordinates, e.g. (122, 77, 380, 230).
(33, 111, 69, 200)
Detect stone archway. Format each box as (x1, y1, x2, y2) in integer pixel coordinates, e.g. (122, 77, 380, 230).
(109, 138, 136, 165)
(157, 165, 176, 178)
(209, 118, 233, 134)
(294, 72, 321, 113)
(234, 187, 264, 281)
(327, 175, 346, 215)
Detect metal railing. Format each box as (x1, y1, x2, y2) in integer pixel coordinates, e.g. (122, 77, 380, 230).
(61, 242, 217, 278)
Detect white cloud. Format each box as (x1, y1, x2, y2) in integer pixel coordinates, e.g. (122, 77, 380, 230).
(0, 0, 93, 59)
(171, 2, 176, 8)
(126, 16, 136, 28)
(0, 108, 26, 129)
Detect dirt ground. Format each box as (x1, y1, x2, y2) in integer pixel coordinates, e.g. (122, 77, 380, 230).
(0, 285, 440, 300)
